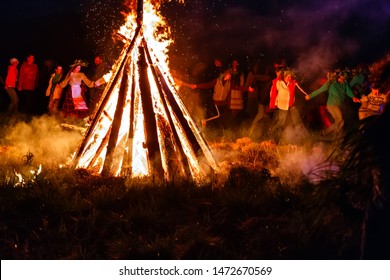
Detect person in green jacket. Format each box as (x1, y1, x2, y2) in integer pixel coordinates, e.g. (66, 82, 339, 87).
(305, 70, 360, 138)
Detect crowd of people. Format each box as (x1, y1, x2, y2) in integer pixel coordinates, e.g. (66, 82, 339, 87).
(177, 57, 390, 259)
(179, 57, 389, 144)
(1, 52, 390, 260)
(1, 53, 389, 144)
(1, 54, 110, 123)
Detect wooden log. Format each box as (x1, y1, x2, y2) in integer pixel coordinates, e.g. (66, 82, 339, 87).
(101, 59, 130, 176)
(71, 26, 141, 169)
(143, 41, 191, 178)
(138, 45, 164, 177)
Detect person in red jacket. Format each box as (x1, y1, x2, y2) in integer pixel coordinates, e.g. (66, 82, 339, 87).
(268, 69, 308, 143)
(269, 65, 284, 110)
(5, 58, 19, 116)
(18, 54, 39, 115)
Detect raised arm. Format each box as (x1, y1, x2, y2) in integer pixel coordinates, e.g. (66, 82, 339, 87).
(295, 82, 308, 96)
(81, 73, 95, 88)
(306, 81, 330, 100)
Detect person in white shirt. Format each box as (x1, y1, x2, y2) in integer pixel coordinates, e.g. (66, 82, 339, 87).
(358, 83, 388, 120)
(60, 60, 95, 119)
(268, 69, 308, 143)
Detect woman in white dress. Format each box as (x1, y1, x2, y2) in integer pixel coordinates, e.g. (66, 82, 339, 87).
(60, 60, 95, 119)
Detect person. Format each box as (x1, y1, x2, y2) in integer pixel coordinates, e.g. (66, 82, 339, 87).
(305, 70, 360, 139)
(305, 69, 333, 131)
(343, 64, 370, 129)
(4, 58, 19, 116)
(246, 61, 273, 137)
(59, 60, 95, 120)
(266, 65, 283, 135)
(45, 65, 64, 115)
(358, 83, 388, 120)
(18, 54, 39, 115)
(182, 58, 227, 128)
(284, 70, 310, 136)
(88, 55, 110, 118)
(350, 64, 370, 98)
(38, 59, 56, 114)
(268, 69, 308, 143)
(269, 65, 284, 110)
(205, 58, 224, 83)
(227, 59, 245, 119)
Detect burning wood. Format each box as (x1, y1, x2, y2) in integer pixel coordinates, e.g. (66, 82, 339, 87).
(61, 123, 88, 133)
(71, 0, 218, 182)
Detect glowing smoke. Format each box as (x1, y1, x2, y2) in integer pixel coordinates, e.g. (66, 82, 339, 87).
(167, 0, 390, 77)
(0, 115, 83, 171)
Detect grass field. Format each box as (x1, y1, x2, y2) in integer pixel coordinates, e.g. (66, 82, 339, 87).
(0, 114, 374, 259)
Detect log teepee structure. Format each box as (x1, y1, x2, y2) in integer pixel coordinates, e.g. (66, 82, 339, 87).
(71, 0, 218, 182)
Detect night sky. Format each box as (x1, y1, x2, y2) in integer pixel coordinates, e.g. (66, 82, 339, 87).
(1, 0, 389, 79)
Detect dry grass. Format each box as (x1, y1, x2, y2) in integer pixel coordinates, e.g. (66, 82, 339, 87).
(0, 114, 373, 259)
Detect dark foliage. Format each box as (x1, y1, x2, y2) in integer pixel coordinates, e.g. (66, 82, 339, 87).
(0, 166, 364, 259)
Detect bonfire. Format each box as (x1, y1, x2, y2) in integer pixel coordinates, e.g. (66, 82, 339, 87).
(71, 0, 218, 183)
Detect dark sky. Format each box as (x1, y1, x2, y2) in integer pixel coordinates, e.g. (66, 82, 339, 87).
(1, 0, 80, 19)
(165, 0, 390, 75)
(1, 0, 389, 79)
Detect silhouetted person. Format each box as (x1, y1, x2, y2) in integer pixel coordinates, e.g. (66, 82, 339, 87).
(182, 58, 227, 128)
(88, 55, 110, 118)
(247, 61, 272, 137)
(46, 65, 64, 115)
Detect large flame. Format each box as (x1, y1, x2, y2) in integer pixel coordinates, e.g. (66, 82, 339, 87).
(72, 0, 218, 182)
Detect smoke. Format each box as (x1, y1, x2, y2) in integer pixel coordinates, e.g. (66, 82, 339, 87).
(208, 135, 333, 186)
(1, 115, 83, 171)
(78, 0, 389, 81)
(167, 0, 390, 80)
(273, 142, 334, 185)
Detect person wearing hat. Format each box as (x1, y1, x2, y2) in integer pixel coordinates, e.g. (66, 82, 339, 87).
(4, 58, 19, 115)
(305, 70, 360, 139)
(59, 59, 95, 120)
